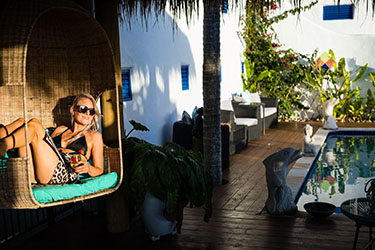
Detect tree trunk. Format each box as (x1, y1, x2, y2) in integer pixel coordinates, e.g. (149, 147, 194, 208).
(203, 0, 222, 186)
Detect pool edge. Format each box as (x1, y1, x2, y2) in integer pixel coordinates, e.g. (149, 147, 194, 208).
(287, 127, 375, 203)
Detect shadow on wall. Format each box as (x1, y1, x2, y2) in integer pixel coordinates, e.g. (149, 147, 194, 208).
(120, 11, 197, 145)
(347, 58, 375, 94)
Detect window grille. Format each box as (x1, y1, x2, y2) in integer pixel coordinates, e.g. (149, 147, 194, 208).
(181, 65, 189, 91)
(122, 69, 132, 101)
(323, 4, 354, 20)
(222, 0, 228, 13)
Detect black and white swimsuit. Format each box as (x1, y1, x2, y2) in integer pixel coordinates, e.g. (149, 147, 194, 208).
(52, 128, 88, 155)
(44, 128, 88, 184)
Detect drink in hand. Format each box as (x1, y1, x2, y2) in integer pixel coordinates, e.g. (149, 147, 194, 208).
(71, 153, 81, 180)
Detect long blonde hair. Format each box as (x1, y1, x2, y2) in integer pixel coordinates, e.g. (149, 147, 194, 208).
(66, 93, 100, 143)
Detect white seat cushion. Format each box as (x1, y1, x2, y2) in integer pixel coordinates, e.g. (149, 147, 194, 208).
(243, 91, 261, 104)
(263, 107, 277, 118)
(233, 95, 247, 103)
(235, 117, 258, 126)
(221, 99, 234, 111)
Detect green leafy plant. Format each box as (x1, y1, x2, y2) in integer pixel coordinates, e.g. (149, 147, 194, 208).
(240, 1, 317, 119)
(125, 120, 150, 138)
(122, 120, 213, 233)
(304, 49, 368, 122)
(366, 72, 375, 120)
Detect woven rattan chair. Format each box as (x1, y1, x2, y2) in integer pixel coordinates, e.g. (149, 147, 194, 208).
(0, 0, 123, 209)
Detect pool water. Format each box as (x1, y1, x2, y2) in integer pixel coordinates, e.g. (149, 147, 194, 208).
(296, 131, 375, 213)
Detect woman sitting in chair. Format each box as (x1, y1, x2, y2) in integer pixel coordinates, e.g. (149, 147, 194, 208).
(0, 93, 104, 184)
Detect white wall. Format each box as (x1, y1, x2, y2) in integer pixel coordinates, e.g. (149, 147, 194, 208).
(119, 2, 245, 145)
(273, 0, 375, 97)
(220, 4, 246, 101)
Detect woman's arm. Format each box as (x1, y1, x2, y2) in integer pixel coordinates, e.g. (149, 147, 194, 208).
(76, 131, 104, 177)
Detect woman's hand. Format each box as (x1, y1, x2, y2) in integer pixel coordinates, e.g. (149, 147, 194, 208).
(74, 160, 90, 175)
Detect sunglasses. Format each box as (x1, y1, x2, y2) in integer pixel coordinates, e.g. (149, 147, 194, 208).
(74, 105, 96, 116)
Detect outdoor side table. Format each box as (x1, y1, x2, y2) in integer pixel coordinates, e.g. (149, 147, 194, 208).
(341, 198, 375, 250)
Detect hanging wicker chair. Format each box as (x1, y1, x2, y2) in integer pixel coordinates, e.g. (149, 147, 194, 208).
(0, 0, 123, 209)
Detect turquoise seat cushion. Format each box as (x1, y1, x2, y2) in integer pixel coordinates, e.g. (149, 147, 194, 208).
(32, 172, 118, 203)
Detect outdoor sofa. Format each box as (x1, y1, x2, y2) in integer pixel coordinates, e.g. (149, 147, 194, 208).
(233, 92, 279, 135)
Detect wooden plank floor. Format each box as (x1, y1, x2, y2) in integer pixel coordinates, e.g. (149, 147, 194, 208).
(12, 121, 375, 250)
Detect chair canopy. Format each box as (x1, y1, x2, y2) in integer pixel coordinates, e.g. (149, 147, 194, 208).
(0, 0, 122, 209)
(0, 0, 116, 126)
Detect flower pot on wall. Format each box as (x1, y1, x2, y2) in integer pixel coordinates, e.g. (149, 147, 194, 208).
(141, 191, 177, 241)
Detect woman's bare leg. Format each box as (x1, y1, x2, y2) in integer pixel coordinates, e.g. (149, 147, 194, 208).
(0, 118, 59, 184)
(18, 145, 37, 184)
(0, 118, 38, 183)
(0, 118, 26, 139)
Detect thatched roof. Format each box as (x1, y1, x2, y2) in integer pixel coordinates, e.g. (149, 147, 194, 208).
(117, 0, 375, 21)
(117, 0, 199, 24)
(116, 0, 251, 25)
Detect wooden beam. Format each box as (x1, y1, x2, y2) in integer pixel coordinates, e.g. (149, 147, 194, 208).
(94, 0, 128, 233)
(95, 0, 124, 146)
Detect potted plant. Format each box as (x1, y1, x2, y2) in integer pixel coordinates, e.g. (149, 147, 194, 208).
(122, 120, 213, 240)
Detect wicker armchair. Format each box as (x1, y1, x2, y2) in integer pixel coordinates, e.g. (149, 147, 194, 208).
(220, 110, 248, 155)
(261, 97, 279, 129)
(231, 101, 262, 140)
(234, 92, 279, 135)
(221, 100, 253, 154)
(0, 0, 123, 209)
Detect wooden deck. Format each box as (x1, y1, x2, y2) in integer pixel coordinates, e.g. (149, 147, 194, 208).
(13, 121, 375, 250)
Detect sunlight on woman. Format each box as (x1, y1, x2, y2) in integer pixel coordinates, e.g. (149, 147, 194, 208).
(0, 93, 104, 184)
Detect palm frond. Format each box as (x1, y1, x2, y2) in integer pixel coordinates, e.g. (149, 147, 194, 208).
(116, 0, 245, 26)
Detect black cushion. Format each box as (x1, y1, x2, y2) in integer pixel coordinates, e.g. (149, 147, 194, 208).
(181, 110, 192, 125)
(172, 121, 193, 150)
(192, 107, 203, 139)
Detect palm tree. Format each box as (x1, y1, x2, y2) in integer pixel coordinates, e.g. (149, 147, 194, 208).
(202, 0, 222, 185)
(117, 0, 227, 185)
(116, 0, 342, 185)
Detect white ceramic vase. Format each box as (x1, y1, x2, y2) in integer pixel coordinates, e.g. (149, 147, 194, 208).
(141, 191, 177, 241)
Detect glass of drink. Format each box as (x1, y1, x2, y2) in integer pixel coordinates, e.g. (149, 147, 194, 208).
(71, 153, 81, 180)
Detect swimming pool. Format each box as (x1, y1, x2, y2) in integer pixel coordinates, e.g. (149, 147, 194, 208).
(295, 129, 375, 213)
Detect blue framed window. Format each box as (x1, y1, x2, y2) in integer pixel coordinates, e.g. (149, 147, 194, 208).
(222, 0, 228, 14)
(241, 62, 244, 74)
(181, 65, 189, 91)
(121, 69, 132, 101)
(323, 4, 354, 20)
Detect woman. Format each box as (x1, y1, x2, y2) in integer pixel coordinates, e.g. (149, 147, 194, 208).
(0, 93, 104, 184)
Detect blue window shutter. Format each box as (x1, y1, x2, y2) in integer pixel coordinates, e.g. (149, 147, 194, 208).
(222, 0, 228, 14)
(241, 62, 244, 74)
(122, 69, 132, 101)
(181, 65, 189, 91)
(323, 4, 354, 20)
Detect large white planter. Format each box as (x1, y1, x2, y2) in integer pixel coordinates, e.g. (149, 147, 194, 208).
(141, 191, 177, 241)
